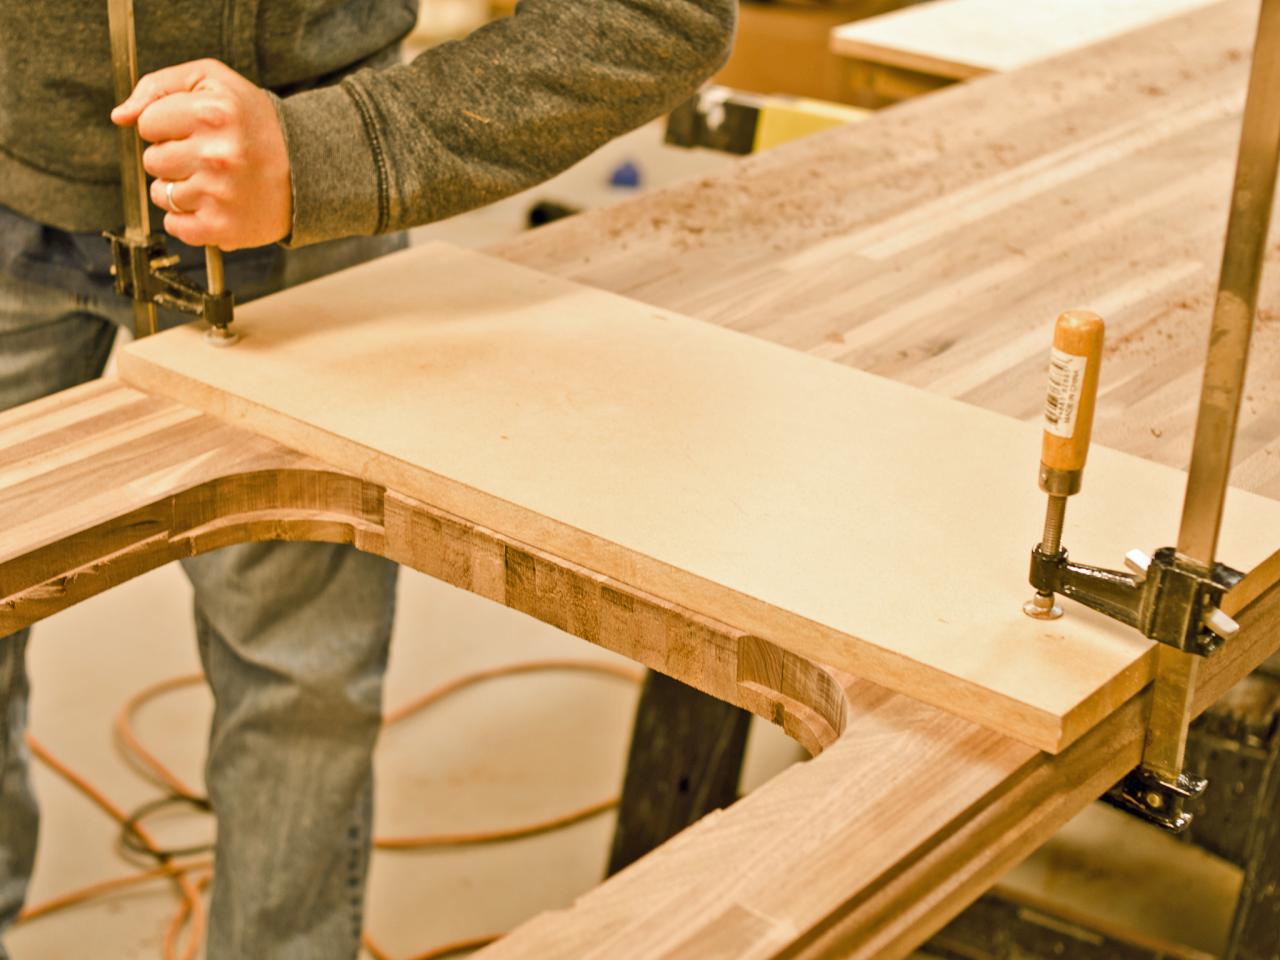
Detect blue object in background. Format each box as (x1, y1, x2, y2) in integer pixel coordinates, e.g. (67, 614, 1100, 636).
(609, 160, 642, 189)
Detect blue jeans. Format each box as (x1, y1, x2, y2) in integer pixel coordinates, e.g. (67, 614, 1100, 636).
(0, 206, 403, 959)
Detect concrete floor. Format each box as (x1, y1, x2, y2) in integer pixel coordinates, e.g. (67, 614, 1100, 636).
(9, 562, 801, 960)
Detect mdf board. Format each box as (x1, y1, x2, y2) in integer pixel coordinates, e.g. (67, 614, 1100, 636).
(119, 242, 1280, 753)
(829, 0, 1220, 80)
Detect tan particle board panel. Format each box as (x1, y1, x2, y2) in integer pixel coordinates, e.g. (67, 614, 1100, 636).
(118, 242, 1280, 753)
(830, 0, 1219, 80)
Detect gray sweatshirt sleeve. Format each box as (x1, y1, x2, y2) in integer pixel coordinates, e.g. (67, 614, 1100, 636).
(274, 0, 736, 247)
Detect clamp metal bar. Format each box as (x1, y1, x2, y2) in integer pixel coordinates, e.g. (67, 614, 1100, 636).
(104, 0, 236, 343)
(1145, 0, 1280, 784)
(106, 0, 156, 338)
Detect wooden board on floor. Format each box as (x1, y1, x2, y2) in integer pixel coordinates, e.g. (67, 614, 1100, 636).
(830, 0, 1220, 80)
(119, 242, 1280, 753)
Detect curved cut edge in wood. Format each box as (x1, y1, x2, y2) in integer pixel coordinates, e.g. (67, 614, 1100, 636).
(3, 471, 848, 753)
(0, 384, 847, 757)
(383, 485, 851, 755)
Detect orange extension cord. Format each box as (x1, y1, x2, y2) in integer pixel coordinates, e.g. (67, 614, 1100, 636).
(18, 658, 642, 960)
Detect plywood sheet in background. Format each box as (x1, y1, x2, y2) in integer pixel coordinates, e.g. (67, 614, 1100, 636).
(830, 0, 1219, 79)
(119, 243, 1280, 752)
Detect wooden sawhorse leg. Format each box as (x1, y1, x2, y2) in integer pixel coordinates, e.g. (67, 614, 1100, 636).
(607, 674, 751, 875)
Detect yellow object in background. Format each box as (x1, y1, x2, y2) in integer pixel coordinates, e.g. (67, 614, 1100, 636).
(753, 97, 868, 151)
(667, 86, 867, 156)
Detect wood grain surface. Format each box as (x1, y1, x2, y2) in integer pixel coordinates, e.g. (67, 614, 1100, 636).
(119, 241, 1280, 753)
(501, 0, 1280, 502)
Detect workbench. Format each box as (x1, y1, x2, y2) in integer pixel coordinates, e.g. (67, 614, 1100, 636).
(3, 2, 1279, 956)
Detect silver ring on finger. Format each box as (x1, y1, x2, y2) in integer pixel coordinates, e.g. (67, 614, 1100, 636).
(165, 180, 190, 215)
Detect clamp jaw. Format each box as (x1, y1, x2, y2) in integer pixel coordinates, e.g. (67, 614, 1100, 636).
(1029, 546, 1243, 657)
(105, 231, 236, 343)
(1029, 544, 1244, 831)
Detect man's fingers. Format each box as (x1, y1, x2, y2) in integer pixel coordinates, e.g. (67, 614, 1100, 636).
(111, 59, 212, 126)
(163, 211, 221, 249)
(142, 139, 201, 181)
(150, 176, 204, 216)
(134, 91, 215, 144)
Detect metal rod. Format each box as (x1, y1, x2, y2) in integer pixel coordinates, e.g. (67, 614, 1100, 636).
(106, 0, 157, 337)
(1039, 495, 1066, 557)
(1175, 0, 1280, 568)
(205, 247, 225, 295)
(1024, 493, 1068, 619)
(1145, 0, 1280, 782)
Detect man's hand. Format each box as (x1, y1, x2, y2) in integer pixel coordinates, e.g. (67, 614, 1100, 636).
(112, 59, 292, 251)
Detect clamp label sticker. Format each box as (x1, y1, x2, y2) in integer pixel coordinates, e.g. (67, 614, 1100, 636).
(1044, 348, 1087, 439)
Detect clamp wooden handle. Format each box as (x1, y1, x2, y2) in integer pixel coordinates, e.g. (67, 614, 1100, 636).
(1040, 310, 1104, 474)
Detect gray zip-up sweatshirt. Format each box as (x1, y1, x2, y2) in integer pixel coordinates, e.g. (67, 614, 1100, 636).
(0, 0, 735, 246)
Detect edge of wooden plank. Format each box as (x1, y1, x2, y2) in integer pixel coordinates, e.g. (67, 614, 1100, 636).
(829, 30, 992, 81)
